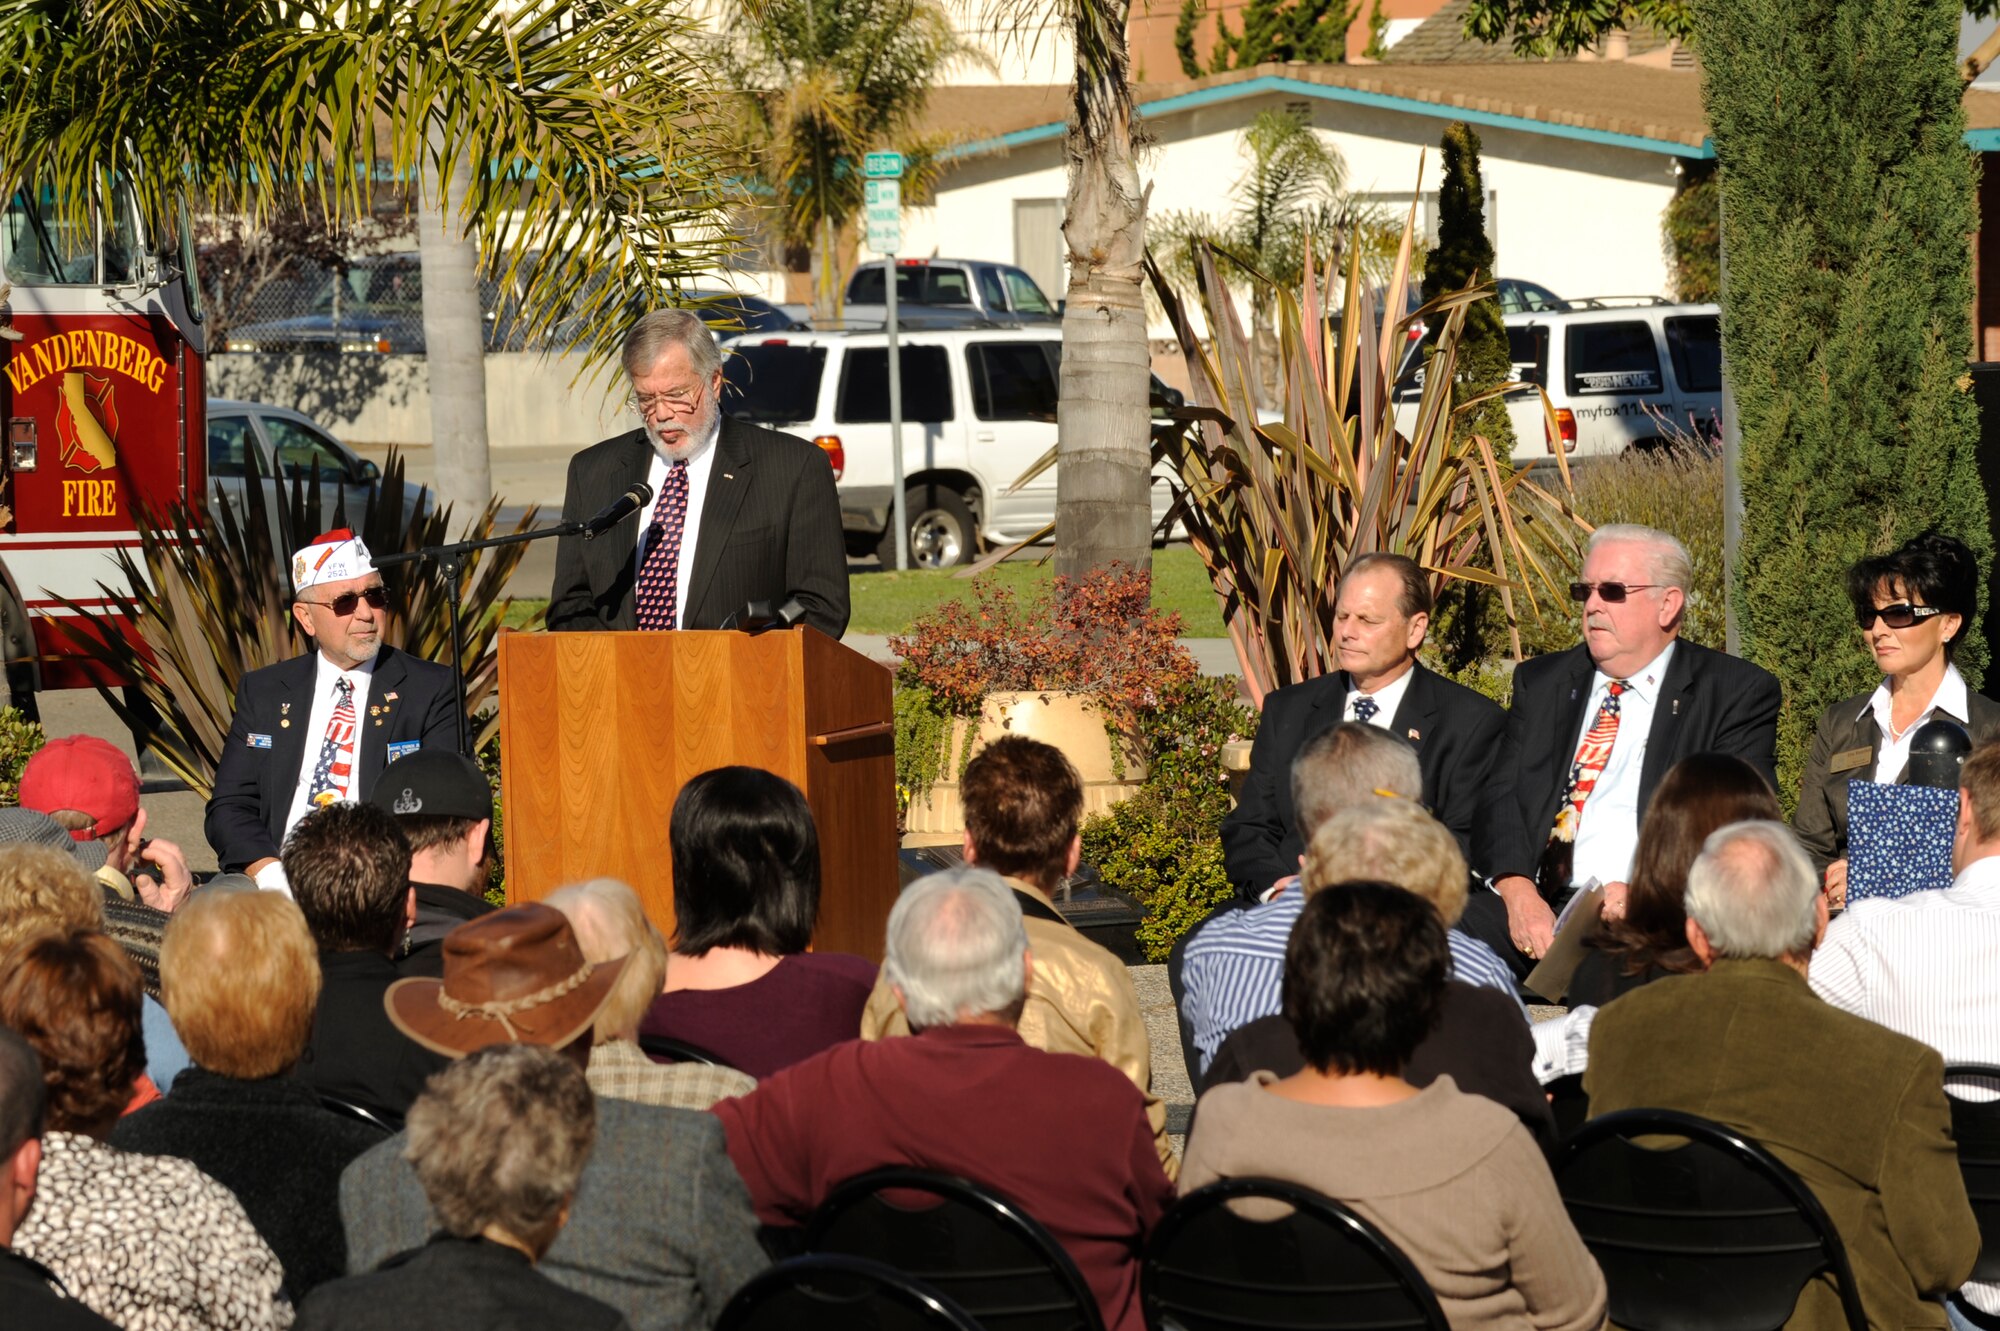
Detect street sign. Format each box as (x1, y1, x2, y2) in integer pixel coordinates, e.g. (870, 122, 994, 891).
(864, 177, 901, 255)
(864, 151, 905, 179)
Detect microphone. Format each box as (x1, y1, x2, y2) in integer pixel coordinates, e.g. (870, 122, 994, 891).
(580, 482, 654, 540)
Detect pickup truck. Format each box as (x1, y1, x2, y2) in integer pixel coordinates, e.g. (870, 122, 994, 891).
(841, 258, 1060, 328)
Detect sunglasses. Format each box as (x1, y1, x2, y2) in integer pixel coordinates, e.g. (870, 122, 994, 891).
(302, 586, 389, 616)
(1568, 581, 1663, 604)
(1856, 602, 1945, 630)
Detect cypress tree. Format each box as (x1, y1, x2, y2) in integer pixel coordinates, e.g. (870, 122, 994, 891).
(1420, 122, 1516, 459)
(1176, 0, 1204, 78)
(1696, 0, 1990, 798)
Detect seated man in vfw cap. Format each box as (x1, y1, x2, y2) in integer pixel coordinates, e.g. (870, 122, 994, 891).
(204, 528, 462, 892)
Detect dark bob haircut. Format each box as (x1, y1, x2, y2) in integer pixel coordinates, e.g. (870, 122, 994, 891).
(669, 766, 820, 957)
(1844, 532, 1980, 655)
(0, 930, 145, 1133)
(1281, 882, 1447, 1078)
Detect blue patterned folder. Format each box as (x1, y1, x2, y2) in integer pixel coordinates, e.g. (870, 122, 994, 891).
(1846, 780, 1957, 903)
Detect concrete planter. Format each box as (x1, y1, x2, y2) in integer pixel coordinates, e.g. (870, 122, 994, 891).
(902, 690, 1148, 842)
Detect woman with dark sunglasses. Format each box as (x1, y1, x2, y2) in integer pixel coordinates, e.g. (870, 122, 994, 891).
(1794, 533, 1999, 906)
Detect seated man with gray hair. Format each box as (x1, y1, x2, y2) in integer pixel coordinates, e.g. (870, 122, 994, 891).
(712, 867, 1174, 1331)
(1586, 820, 1977, 1331)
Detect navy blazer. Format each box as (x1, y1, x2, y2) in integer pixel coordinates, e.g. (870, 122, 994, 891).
(204, 645, 461, 872)
(546, 418, 849, 639)
(1485, 639, 1781, 882)
(1219, 663, 1512, 900)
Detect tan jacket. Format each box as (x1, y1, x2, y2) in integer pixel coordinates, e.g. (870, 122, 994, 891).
(861, 876, 1175, 1177)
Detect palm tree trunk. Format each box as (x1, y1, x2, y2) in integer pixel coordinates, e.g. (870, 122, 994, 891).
(420, 155, 492, 525)
(1055, 1, 1152, 582)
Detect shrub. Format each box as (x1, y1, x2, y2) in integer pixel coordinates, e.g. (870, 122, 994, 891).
(0, 709, 47, 805)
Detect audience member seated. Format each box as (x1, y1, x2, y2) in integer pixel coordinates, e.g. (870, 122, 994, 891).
(364, 750, 498, 977)
(1202, 801, 1554, 1146)
(342, 903, 767, 1331)
(1812, 740, 2000, 1331)
(301, 1044, 628, 1330)
(547, 878, 755, 1110)
(113, 887, 389, 1300)
(285, 802, 449, 1124)
(1564, 752, 1780, 1009)
(1587, 820, 1977, 1331)
(1, 930, 290, 1329)
(21, 734, 194, 914)
(715, 867, 1174, 1331)
(861, 738, 1171, 1171)
(0, 842, 188, 1102)
(638, 767, 875, 1078)
(0, 1024, 117, 1329)
(1181, 730, 1520, 1082)
(1181, 885, 1606, 1331)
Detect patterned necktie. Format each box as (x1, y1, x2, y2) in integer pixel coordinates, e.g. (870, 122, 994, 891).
(635, 460, 690, 631)
(1536, 679, 1628, 898)
(306, 677, 357, 808)
(1352, 695, 1380, 725)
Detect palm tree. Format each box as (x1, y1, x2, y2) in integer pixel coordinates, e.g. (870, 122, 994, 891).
(0, 0, 736, 420)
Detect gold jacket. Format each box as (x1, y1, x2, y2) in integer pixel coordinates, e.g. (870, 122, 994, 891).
(860, 875, 1176, 1177)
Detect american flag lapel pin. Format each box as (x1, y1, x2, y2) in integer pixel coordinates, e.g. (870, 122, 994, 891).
(1407, 728, 1420, 741)
(1672, 698, 1681, 716)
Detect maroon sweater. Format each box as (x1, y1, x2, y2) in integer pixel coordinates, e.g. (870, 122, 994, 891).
(640, 951, 877, 1079)
(712, 1023, 1173, 1331)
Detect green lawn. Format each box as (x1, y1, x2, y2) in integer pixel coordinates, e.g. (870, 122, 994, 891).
(496, 546, 1229, 639)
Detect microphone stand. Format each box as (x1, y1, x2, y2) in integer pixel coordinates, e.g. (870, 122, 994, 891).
(373, 519, 590, 755)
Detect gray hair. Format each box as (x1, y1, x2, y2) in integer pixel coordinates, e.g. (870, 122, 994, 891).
(1290, 723, 1424, 841)
(621, 309, 721, 380)
(1588, 523, 1693, 593)
(405, 1043, 596, 1248)
(1303, 797, 1468, 924)
(1683, 820, 1820, 960)
(882, 867, 1028, 1030)
(0, 1024, 42, 1159)
(544, 878, 668, 1045)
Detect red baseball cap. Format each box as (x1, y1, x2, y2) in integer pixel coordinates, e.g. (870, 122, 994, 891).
(18, 735, 141, 841)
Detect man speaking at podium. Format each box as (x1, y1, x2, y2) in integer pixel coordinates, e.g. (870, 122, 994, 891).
(549, 309, 850, 639)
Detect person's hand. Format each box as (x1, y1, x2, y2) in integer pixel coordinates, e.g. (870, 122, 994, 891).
(1823, 858, 1848, 912)
(1600, 880, 1630, 922)
(132, 836, 193, 914)
(1494, 874, 1556, 959)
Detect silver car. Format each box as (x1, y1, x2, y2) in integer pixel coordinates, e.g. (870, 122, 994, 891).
(205, 399, 418, 532)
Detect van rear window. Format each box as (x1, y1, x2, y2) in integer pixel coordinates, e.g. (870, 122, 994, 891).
(837, 346, 955, 422)
(721, 345, 826, 425)
(1566, 322, 1662, 396)
(1665, 316, 1722, 394)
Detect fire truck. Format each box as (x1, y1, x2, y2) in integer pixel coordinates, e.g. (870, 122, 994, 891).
(0, 177, 207, 716)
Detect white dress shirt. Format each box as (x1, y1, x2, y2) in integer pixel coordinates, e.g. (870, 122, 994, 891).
(1864, 663, 1971, 784)
(1569, 641, 1676, 889)
(256, 652, 378, 893)
(1345, 663, 1416, 730)
(634, 417, 721, 630)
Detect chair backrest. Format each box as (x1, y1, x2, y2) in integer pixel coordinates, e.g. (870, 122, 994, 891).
(1556, 1109, 1868, 1331)
(636, 1033, 727, 1067)
(1546, 1073, 1590, 1139)
(717, 1254, 985, 1331)
(804, 1167, 1105, 1331)
(316, 1093, 395, 1136)
(1142, 1177, 1449, 1331)
(1945, 1064, 2000, 1283)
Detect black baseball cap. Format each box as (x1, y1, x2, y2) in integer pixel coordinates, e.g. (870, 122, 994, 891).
(367, 750, 493, 823)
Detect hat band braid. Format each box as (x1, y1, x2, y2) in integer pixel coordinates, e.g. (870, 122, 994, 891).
(436, 962, 596, 1040)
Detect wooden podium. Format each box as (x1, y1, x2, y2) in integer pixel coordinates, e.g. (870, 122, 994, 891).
(496, 628, 899, 960)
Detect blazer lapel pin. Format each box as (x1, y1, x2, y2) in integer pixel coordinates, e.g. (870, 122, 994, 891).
(280, 702, 291, 728)
(1407, 728, 1421, 741)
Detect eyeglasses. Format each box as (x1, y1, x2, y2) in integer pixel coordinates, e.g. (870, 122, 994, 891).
(626, 382, 707, 417)
(1569, 581, 1663, 604)
(1857, 602, 1946, 630)
(301, 586, 389, 616)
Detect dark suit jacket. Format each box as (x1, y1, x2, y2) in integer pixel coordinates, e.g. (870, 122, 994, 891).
(1219, 663, 1510, 899)
(297, 1235, 631, 1331)
(1792, 685, 2000, 871)
(1585, 959, 1978, 1331)
(546, 419, 849, 639)
(296, 951, 451, 1128)
(1487, 640, 1782, 882)
(204, 645, 461, 873)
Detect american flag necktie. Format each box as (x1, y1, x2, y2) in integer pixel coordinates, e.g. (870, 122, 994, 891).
(635, 460, 690, 631)
(306, 676, 357, 808)
(1537, 679, 1628, 898)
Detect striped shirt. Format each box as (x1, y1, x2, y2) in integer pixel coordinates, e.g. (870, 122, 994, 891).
(1809, 853, 2000, 1315)
(1180, 891, 1528, 1076)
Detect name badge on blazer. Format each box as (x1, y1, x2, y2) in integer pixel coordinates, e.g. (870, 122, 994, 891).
(247, 733, 273, 749)
(386, 740, 421, 762)
(1829, 746, 1873, 775)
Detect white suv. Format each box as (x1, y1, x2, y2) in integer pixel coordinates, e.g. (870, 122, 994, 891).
(720, 327, 1178, 567)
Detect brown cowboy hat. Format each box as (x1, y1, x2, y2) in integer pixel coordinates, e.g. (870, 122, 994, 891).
(385, 902, 627, 1058)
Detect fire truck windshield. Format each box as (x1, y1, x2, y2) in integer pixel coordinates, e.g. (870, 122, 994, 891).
(2, 178, 145, 286)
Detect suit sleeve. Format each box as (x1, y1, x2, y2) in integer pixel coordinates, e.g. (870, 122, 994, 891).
(1438, 697, 1514, 880)
(1219, 697, 1296, 902)
(1791, 703, 1844, 872)
(548, 452, 606, 633)
(1710, 660, 1783, 792)
(204, 679, 282, 872)
(1882, 1049, 1981, 1298)
(415, 666, 464, 755)
(1483, 674, 1547, 883)
(785, 445, 850, 640)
